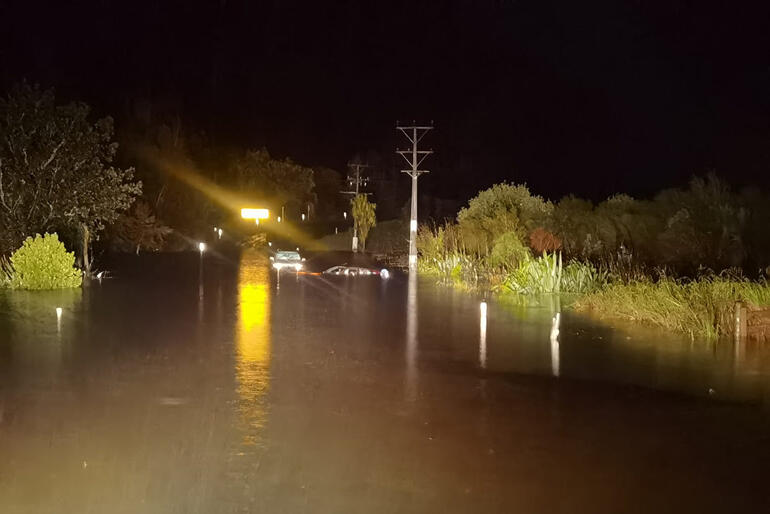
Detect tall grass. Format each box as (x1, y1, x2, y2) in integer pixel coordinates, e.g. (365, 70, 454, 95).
(574, 276, 770, 338)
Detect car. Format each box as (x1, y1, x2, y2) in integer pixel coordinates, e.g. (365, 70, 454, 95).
(270, 250, 305, 271)
(322, 265, 390, 279)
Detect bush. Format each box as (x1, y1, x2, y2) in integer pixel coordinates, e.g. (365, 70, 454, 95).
(488, 231, 531, 269)
(9, 233, 82, 290)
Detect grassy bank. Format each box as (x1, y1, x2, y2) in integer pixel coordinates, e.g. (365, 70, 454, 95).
(574, 276, 770, 338)
(418, 245, 770, 338)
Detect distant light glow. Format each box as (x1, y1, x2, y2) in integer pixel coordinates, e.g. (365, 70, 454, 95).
(380, 269, 390, 279)
(268, 242, 272, 247)
(277, 216, 282, 223)
(301, 213, 306, 221)
(56, 307, 63, 318)
(241, 208, 270, 220)
(343, 212, 347, 219)
(218, 228, 223, 238)
(213, 226, 218, 232)
(198, 242, 206, 252)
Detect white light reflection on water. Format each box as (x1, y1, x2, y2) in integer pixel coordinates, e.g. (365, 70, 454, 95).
(236, 252, 271, 448)
(405, 271, 418, 401)
(479, 301, 487, 369)
(550, 312, 560, 377)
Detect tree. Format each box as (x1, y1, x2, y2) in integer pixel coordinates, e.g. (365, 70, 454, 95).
(653, 174, 745, 271)
(0, 83, 141, 270)
(229, 148, 315, 217)
(457, 183, 552, 252)
(312, 166, 346, 220)
(118, 118, 219, 247)
(351, 194, 376, 251)
(114, 200, 172, 254)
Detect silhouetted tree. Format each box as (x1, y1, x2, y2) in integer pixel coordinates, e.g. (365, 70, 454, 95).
(114, 200, 172, 254)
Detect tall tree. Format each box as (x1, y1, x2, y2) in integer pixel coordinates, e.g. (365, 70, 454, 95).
(0, 83, 141, 268)
(229, 148, 315, 218)
(351, 194, 376, 251)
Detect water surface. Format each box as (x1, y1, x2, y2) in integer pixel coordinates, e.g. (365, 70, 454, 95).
(1, 252, 769, 513)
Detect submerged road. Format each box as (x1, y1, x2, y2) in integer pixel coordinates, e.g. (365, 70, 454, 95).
(1, 251, 769, 513)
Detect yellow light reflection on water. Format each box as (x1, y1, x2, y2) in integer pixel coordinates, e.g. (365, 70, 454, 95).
(236, 252, 271, 447)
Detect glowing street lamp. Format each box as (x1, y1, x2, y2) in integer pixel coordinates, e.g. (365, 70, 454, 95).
(343, 211, 347, 220)
(301, 213, 306, 221)
(198, 242, 206, 253)
(240, 208, 270, 225)
(277, 216, 282, 223)
(217, 228, 223, 239)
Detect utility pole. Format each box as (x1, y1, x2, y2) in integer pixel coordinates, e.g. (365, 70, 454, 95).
(397, 121, 433, 271)
(341, 161, 371, 251)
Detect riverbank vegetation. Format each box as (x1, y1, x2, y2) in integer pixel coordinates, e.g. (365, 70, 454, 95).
(574, 275, 770, 338)
(418, 178, 770, 337)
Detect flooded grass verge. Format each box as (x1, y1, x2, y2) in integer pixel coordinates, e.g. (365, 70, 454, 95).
(573, 277, 770, 338)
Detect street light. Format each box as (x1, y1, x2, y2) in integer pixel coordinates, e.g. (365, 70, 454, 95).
(343, 211, 347, 220)
(198, 242, 206, 253)
(301, 213, 306, 221)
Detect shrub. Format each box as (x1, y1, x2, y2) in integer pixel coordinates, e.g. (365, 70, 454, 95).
(9, 233, 82, 290)
(529, 227, 562, 253)
(488, 231, 531, 269)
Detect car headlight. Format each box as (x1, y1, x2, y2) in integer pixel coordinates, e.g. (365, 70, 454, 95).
(295, 263, 302, 270)
(273, 263, 282, 270)
(380, 269, 390, 279)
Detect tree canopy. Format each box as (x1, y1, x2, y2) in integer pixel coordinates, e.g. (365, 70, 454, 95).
(0, 83, 141, 254)
(229, 148, 314, 215)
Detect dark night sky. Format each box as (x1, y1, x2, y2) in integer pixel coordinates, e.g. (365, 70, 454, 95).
(2, 0, 770, 202)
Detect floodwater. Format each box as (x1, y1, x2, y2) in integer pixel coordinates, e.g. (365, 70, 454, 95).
(1, 251, 769, 513)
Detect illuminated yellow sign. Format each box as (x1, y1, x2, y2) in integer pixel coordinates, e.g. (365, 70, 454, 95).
(241, 208, 270, 220)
